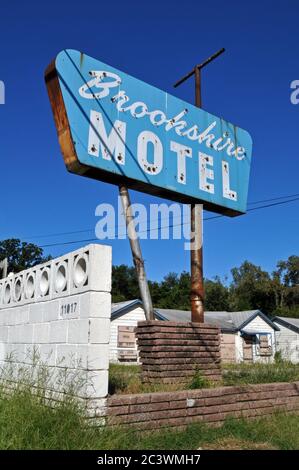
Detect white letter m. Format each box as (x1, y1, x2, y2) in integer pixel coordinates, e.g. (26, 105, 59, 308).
(88, 110, 126, 164)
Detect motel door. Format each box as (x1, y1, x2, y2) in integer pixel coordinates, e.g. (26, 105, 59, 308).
(242, 336, 254, 362)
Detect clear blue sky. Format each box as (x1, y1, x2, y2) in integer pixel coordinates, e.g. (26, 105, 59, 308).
(0, 0, 298, 282)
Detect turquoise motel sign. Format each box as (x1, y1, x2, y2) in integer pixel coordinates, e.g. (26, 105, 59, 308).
(45, 49, 252, 216)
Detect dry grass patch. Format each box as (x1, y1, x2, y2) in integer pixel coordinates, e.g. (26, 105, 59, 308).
(202, 437, 277, 450)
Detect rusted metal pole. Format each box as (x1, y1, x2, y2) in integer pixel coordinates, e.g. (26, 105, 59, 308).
(173, 48, 225, 323)
(119, 184, 154, 320)
(173, 48, 225, 88)
(190, 66, 204, 322)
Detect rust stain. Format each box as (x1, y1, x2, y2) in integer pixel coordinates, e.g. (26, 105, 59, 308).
(233, 124, 238, 148)
(45, 60, 79, 173)
(80, 52, 84, 68)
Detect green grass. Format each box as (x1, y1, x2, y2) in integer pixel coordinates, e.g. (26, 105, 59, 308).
(109, 361, 299, 395)
(108, 363, 186, 394)
(0, 388, 93, 450)
(97, 412, 299, 450)
(108, 363, 141, 394)
(108, 363, 213, 395)
(222, 361, 299, 386)
(1, 355, 298, 450)
(0, 387, 298, 449)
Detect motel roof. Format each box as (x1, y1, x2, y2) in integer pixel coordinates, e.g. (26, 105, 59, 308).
(273, 316, 299, 334)
(111, 300, 279, 332)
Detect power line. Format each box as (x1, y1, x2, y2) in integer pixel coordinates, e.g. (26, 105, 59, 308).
(248, 192, 299, 206)
(204, 195, 299, 221)
(38, 195, 299, 249)
(11, 192, 299, 242)
(248, 196, 299, 211)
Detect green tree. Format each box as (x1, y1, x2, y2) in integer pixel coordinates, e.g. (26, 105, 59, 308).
(150, 271, 191, 310)
(229, 260, 275, 313)
(277, 255, 299, 287)
(111, 256, 299, 316)
(272, 255, 299, 317)
(112, 264, 139, 302)
(205, 277, 230, 311)
(0, 239, 51, 274)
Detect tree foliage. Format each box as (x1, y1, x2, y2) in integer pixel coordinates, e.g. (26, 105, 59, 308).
(111, 256, 299, 317)
(112, 265, 140, 302)
(0, 239, 52, 274)
(230, 261, 274, 312)
(0, 239, 297, 318)
(204, 277, 230, 311)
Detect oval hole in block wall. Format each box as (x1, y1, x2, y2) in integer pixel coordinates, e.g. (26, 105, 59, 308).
(25, 273, 35, 299)
(14, 278, 23, 302)
(73, 254, 88, 288)
(55, 262, 67, 293)
(40, 269, 50, 296)
(4, 283, 11, 304)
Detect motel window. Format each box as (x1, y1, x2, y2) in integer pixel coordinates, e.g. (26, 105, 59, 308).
(117, 326, 137, 362)
(256, 333, 272, 356)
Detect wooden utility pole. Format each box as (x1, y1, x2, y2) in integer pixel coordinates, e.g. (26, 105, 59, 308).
(174, 48, 225, 323)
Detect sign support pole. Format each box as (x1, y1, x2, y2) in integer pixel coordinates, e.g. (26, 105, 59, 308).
(0, 258, 8, 279)
(119, 184, 154, 320)
(174, 48, 225, 323)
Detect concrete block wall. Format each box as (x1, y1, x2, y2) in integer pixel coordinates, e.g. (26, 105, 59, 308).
(0, 244, 112, 417)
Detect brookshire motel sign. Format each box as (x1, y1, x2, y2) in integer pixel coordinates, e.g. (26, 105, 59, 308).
(45, 49, 252, 216)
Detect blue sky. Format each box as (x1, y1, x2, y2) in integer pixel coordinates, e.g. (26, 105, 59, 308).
(0, 0, 298, 282)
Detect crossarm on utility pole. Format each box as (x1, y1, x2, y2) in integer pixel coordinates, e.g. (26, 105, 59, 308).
(173, 48, 225, 88)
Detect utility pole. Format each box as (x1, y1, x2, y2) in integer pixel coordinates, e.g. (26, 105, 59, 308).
(119, 185, 154, 320)
(174, 48, 225, 323)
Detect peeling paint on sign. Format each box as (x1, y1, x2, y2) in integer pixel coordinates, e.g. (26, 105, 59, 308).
(45, 50, 253, 216)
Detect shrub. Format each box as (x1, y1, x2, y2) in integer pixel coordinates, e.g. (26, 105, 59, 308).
(188, 369, 211, 389)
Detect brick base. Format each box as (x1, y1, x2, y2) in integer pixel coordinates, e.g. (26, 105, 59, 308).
(108, 381, 299, 429)
(135, 321, 222, 384)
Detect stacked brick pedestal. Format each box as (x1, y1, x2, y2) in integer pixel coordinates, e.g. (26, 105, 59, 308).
(135, 321, 222, 384)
